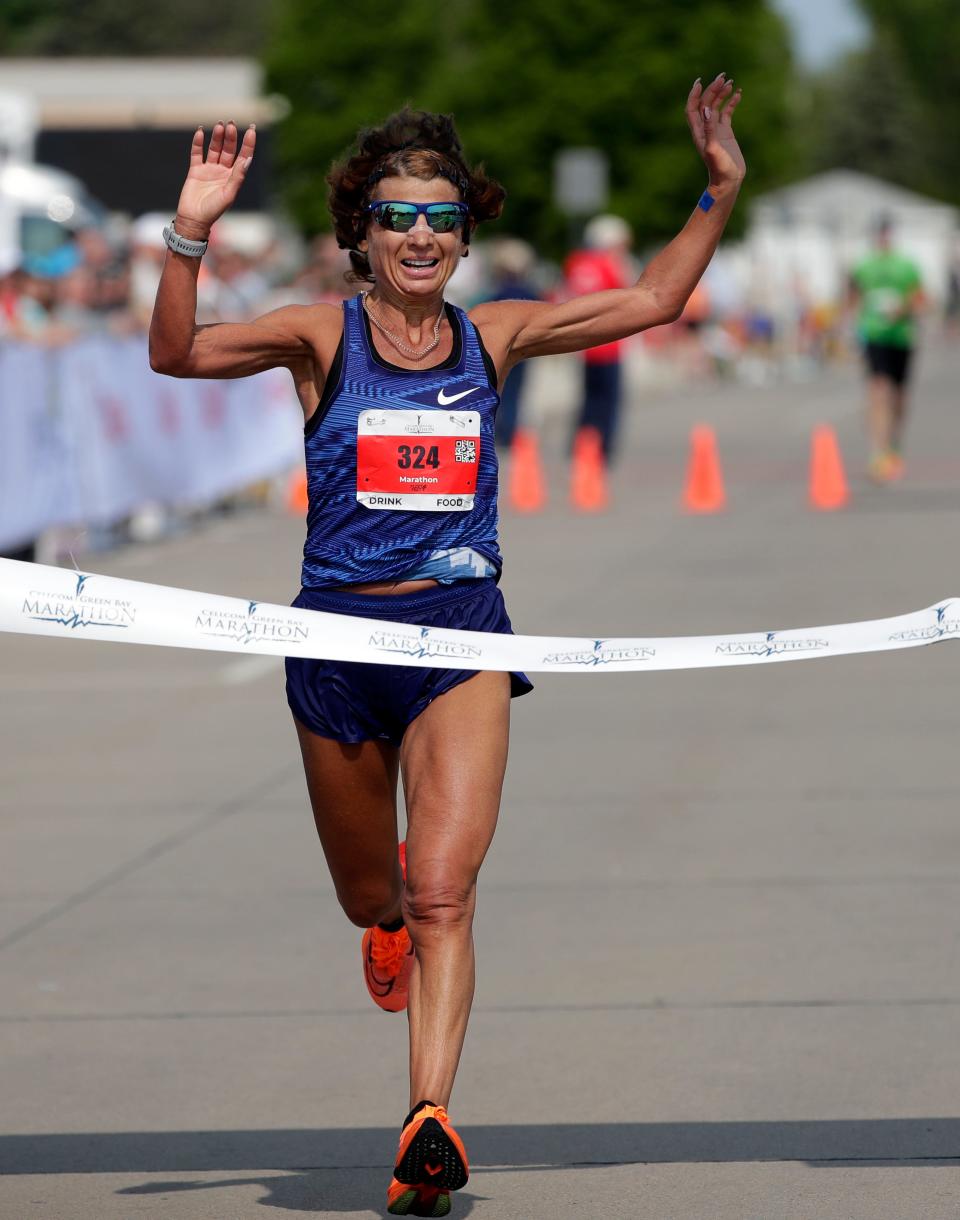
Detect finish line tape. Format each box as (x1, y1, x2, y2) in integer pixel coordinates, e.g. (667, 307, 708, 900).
(0, 558, 958, 674)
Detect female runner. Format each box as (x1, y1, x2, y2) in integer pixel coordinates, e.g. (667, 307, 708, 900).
(149, 76, 744, 1216)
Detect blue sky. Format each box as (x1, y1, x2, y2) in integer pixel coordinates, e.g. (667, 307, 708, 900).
(772, 0, 869, 67)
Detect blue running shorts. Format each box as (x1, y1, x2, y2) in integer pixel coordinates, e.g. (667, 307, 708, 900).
(285, 579, 533, 747)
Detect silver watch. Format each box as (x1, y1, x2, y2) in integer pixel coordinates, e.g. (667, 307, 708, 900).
(162, 223, 209, 257)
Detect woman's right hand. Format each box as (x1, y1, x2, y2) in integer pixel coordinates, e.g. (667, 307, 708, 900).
(174, 121, 257, 237)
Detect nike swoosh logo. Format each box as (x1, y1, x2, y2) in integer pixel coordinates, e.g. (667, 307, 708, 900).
(425, 1165, 442, 1177)
(436, 387, 479, 406)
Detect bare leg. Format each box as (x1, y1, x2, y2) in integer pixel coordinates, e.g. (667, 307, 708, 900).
(867, 373, 894, 458)
(399, 672, 511, 1109)
(293, 718, 404, 928)
(889, 383, 909, 453)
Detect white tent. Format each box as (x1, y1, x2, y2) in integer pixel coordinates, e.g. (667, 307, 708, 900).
(743, 169, 957, 308)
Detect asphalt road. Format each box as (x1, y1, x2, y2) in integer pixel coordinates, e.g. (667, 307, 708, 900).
(2, 341, 960, 1218)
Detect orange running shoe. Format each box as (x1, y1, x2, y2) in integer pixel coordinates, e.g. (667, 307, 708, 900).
(361, 841, 412, 1013)
(387, 1102, 469, 1216)
(868, 452, 898, 484)
(386, 1177, 450, 1217)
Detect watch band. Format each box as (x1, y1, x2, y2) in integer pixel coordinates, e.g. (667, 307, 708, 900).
(162, 223, 209, 257)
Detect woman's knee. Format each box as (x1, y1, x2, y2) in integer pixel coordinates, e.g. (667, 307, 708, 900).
(337, 879, 402, 928)
(402, 874, 476, 938)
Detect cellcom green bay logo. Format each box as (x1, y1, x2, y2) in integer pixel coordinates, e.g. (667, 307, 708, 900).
(542, 639, 656, 666)
(196, 600, 309, 645)
(369, 625, 482, 660)
(889, 604, 960, 643)
(715, 632, 829, 658)
(23, 572, 135, 630)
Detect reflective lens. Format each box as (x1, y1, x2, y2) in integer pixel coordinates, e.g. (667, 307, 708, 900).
(367, 201, 468, 234)
(422, 205, 467, 233)
(374, 203, 420, 232)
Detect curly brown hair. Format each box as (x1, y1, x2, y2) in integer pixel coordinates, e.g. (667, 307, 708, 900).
(327, 107, 506, 283)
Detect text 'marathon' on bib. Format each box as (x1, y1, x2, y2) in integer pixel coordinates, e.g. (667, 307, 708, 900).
(356, 408, 481, 512)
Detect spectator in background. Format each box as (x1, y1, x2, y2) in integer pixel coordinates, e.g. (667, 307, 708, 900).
(1, 249, 80, 341)
(564, 214, 632, 461)
(0, 249, 21, 329)
(288, 233, 352, 306)
(0, 258, 40, 557)
(73, 227, 133, 326)
(130, 214, 170, 329)
(0, 266, 24, 336)
(850, 216, 924, 484)
(484, 238, 540, 448)
(206, 243, 270, 321)
(945, 243, 960, 338)
(10, 263, 58, 337)
(5, 241, 136, 341)
(53, 261, 101, 333)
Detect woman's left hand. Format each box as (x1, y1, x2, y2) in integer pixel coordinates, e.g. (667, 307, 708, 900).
(686, 73, 745, 193)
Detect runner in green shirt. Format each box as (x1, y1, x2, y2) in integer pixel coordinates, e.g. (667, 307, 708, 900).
(850, 217, 924, 483)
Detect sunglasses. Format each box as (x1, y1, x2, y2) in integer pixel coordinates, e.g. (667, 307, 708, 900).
(364, 200, 470, 234)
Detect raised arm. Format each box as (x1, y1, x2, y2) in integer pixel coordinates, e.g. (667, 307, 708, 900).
(472, 73, 745, 366)
(149, 121, 322, 379)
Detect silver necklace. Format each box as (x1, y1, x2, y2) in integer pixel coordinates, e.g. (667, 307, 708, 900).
(362, 292, 444, 361)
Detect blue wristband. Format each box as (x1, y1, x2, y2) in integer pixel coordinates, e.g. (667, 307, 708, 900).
(698, 190, 716, 213)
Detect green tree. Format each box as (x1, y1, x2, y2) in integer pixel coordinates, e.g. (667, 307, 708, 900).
(264, 0, 797, 252)
(855, 0, 960, 200)
(797, 3, 959, 203)
(264, 1, 446, 236)
(801, 34, 933, 191)
(857, 0, 958, 111)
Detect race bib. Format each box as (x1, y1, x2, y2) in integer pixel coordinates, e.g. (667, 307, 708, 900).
(357, 409, 480, 511)
(867, 287, 903, 321)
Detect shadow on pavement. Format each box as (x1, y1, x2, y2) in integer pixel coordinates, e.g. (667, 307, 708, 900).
(114, 1171, 484, 1215)
(3, 1120, 960, 1178)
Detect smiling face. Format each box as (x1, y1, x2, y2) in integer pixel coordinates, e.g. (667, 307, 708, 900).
(359, 175, 468, 300)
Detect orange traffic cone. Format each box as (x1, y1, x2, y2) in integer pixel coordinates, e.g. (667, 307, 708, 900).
(508, 429, 547, 512)
(286, 468, 309, 515)
(809, 424, 850, 510)
(682, 425, 726, 513)
(570, 426, 609, 512)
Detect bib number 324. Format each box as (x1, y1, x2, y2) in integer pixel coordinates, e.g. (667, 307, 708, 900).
(356, 409, 481, 511)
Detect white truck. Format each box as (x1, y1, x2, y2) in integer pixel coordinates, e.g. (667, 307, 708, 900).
(0, 90, 105, 272)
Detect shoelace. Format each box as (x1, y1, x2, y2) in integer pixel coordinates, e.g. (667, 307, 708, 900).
(370, 926, 410, 978)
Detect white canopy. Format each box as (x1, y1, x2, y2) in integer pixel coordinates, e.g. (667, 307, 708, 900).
(744, 170, 958, 305)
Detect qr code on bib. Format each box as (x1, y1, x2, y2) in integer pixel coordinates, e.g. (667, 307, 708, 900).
(455, 439, 477, 463)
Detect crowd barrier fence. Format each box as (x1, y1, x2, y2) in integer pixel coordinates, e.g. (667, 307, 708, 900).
(0, 337, 304, 553)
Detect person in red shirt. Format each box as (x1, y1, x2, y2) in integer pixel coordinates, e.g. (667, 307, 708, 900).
(564, 214, 633, 459)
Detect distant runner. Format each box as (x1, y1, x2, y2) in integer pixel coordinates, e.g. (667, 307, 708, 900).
(850, 217, 924, 483)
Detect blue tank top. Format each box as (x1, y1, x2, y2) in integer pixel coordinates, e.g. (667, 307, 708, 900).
(300, 295, 502, 588)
